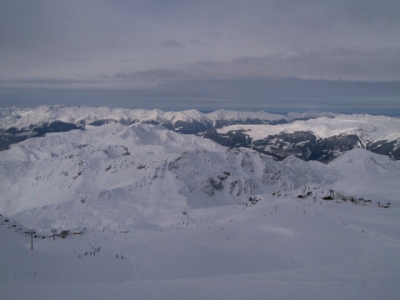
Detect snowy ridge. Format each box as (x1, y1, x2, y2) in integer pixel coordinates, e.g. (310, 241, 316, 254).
(217, 114, 400, 143)
(0, 106, 189, 129)
(329, 148, 400, 174)
(286, 110, 338, 121)
(0, 105, 339, 131)
(206, 109, 288, 125)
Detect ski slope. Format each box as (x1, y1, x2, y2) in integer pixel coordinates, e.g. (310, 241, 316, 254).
(1, 191, 399, 300)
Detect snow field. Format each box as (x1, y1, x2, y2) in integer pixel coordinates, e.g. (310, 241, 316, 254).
(1, 192, 399, 299)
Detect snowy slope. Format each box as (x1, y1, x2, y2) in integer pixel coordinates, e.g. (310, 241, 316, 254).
(217, 114, 400, 143)
(1, 179, 399, 300)
(0, 123, 339, 232)
(329, 148, 400, 174)
(328, 148, 400, 201)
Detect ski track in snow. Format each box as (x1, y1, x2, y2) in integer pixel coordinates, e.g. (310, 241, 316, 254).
(322, 205, 400, 247)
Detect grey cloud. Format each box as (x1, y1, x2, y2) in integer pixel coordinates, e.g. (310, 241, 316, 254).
(189, 39, 205, 46)
(335, 0, 400, 29)
(115, 69, 188, 82)
(2, 78, 399, 116)
(269, 0, 400, 29)
(0, 78, 98, 85)
(162, 39, 183, 48)
(184, 48, 400, 81)
(1, 0, 400, 115)
(3, 47, 399, 91)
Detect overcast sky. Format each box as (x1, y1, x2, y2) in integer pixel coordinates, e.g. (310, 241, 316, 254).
(1, 0, 399, 114)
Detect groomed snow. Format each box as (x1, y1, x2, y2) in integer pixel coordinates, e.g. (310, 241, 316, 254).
(1, 190, 399, 300)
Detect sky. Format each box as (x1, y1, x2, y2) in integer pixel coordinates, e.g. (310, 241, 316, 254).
(0, 0, 399, 115)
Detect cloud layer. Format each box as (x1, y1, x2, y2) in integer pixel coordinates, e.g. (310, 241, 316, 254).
(1, 1, 399, 113)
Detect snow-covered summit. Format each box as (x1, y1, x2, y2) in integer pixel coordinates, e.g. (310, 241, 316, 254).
(207, 109, 288, 125)
(0, 105, 340, 131)
(329, 148, 400, 174)
(0, 106, 193, 130)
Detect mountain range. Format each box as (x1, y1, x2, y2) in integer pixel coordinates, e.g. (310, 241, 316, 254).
(1, 106, 400, 299)
(1, 106, 399, 163)
(1, 117, 399, 232)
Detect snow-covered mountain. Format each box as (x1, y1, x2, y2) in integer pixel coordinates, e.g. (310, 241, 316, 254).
(3, 105, 397, 162)
(0, 106, 337, 151)
(1, 120, 399, 232)
(1, 105, 399, 232)
(0, 122, 339, 231)
(0, 106, 335, 131)
(207, 114, 400, 162)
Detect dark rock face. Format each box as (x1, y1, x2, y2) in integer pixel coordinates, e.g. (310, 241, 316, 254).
(163, 120, 211, 134)
(0, 133, 27, 151)
(313, 134, 361, 162)
(252, 132, 361, 163)
(202, 129, 252, 148)
(202, 129, 397, 163)
(0, 121, 82, 150)
(253, 131, 317, 161)
(368, 140, 400, 160)
(89, 119, 118, 126)
(32, 121, 81, 136)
